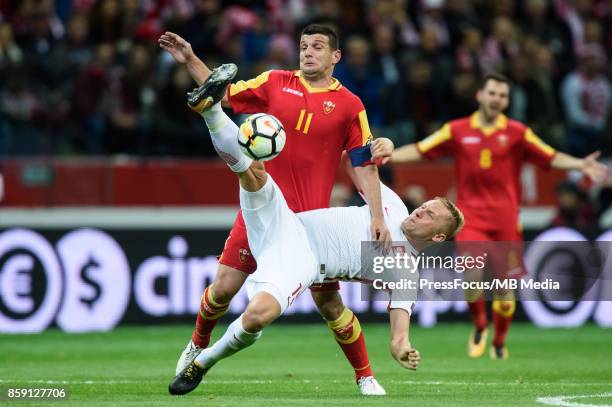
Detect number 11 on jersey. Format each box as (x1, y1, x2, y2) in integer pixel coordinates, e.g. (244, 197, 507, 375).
(295, 109, 313, 134)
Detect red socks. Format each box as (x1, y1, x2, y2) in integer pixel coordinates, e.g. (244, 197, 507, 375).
(191, 286, 230, 348)
(327, 307, 374, 381)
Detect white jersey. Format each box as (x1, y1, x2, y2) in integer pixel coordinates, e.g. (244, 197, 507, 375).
(297, 183, 417, 281)
(240, 176, 417, 315)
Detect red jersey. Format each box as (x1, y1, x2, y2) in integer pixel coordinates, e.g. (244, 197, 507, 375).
(417, 112, 556, 230)
(227, 70, 372, 212)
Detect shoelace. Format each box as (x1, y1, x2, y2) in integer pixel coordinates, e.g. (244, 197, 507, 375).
(183, 363, 201, 380)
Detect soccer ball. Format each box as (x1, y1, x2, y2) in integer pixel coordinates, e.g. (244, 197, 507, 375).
(237, 113, 286, 161)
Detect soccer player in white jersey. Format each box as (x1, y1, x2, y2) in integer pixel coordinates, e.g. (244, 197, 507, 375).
(169, 66, 465, 396)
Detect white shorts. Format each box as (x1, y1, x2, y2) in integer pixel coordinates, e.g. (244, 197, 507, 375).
(240, 176, 318, 314)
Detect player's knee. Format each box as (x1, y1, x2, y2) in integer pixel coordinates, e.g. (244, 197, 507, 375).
(211, 266, 248, 303)
(242, 293, 280, 332)
(209, 283, 236, 305)
(312, 291, 344, 321)
(242, 309, 273, 332)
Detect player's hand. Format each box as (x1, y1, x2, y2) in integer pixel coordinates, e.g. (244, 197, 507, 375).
(371, 138, 394, 165)
(581, 151, 609, 183)
(391, 343, 420, 370)
(158, 32, 195, 64)
(371, 216, 392, 252)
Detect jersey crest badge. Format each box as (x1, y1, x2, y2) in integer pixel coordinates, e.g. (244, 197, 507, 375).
(497, 134, 508, 147)
(239, 248, 250, 264)
(323, 100, 336, 114)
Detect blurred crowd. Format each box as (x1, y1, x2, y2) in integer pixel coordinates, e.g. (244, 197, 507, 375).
(0, 0, 611, 159)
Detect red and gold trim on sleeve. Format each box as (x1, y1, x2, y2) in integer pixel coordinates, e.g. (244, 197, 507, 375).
(358, 110, 373, 146)
(417, 122, 453, 155)
(524, 128, 556, 158)
(347, 110, 375, 166)
(229, 70, 272, 97)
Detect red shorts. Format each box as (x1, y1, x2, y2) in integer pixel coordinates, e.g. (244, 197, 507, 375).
(218, 211, 341, 291)
(218, 211, 257, 273)
(455, 223, 526, 279)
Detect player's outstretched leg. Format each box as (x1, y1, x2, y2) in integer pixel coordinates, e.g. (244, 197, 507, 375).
(314, 289, 385, 395)
(188, 63, 253, 174)
(176, 284, 233, 374)
(174, 64, 253, 375)
(169, 313, 262, 395)
(170, 293, 280, 395)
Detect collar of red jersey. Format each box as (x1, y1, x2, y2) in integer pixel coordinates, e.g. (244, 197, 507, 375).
(469, 111, 508, 135)
(294, 70, 342, 92)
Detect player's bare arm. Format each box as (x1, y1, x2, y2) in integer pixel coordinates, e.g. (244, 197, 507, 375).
(237, 161, 268, 193)
(389, 308, 420, 370)
(551, 151, 610, 183)
(341, 153, 391, 248)
(353, 164, 392, 249)
(390, 143, 424, 163)
(158, 32, 231, 108)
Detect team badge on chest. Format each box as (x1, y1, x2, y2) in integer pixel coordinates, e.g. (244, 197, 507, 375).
(497, 134, 509, 148)
(323, 100, 336, 114)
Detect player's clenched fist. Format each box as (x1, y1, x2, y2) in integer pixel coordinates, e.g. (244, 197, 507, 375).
(392, 344, 421, 370)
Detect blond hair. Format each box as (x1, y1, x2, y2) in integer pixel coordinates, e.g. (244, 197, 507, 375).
(435, 197, 465, 239)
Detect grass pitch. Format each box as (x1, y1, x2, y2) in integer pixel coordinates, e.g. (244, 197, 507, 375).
(0, 323, 610, 406)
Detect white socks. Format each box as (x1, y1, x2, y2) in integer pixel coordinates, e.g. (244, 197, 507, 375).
(194, 314, 262, 368)
(202, 104, 253, 173)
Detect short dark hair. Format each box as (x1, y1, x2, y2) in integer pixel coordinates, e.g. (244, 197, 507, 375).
(479, 72, 511, 89)
(300, 24, 339, 50)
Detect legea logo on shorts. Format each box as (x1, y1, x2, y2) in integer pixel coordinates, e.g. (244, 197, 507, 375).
(0, 228, 130, 333)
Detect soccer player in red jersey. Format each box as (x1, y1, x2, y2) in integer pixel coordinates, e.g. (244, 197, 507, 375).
(374, 72, 608, 359)
(159, 25, 390, 394)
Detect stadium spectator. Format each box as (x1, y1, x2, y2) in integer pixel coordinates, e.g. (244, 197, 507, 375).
(0, 69, 43, 154)
(0, 0, 609, 160)
(334, 35, 385, 129)
(0, 22, 23, 71)
(455, 26, 484, 73)
(560, 44, 611, 157)
(521, 0, 573, 72)
(418, 0, 451, 51)
(400, 58, 438, 136)
(88, 0, 123, 44)
(480, 16, 520, 72)
(70, 43, 114, 153)
(444, 0, 480, 50)
(507, 51, 558, 142)
(106, 44, 155, 154)
(155, 64, 210, 156)
(551, 180, 598, 230)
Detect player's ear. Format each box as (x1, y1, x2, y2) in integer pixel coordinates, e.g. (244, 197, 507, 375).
(432, 233, 447, 243)
(332, 49, 341, 64)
